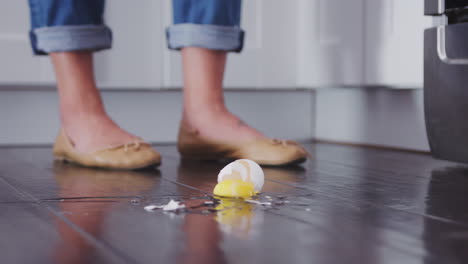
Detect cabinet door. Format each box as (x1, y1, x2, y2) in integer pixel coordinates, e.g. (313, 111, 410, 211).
(296, 0, 366, 87)
(0, 1, 53, 84)
(1, 0, 298, 89)
(365, 0, 432, 88)
(163, 0, 299, 88)
(94, 1, 165, 89)
(0, 1, 165, 89)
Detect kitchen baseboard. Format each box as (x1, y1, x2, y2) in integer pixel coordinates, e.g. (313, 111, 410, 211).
(0, 87, 316, 145)
(315, 87, 429, 152)
(0, 86, 429, 152)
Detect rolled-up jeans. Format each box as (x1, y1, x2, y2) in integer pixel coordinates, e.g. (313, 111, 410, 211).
(28, 0, 244, 55)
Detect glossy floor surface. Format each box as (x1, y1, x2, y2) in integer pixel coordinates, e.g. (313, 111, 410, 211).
(1, 143, 468, 264)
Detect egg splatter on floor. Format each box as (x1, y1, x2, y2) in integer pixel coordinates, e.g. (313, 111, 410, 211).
(1, 143, 467, 264)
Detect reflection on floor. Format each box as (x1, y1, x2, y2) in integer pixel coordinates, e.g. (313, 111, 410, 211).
(0, 143, 468, 264)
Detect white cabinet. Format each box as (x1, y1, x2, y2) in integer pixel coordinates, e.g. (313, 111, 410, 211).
(0, 0, 432, 89)
(0, 0, 299, 89)
(0, 1, 166, 88)
(296, 0, 366, 87)
(164, 0, 299, 88)
(364, 0, 432, 88)
(95, 1, 165, 89)
(0, 1, 52, 84)
(298, 0, 432, 88)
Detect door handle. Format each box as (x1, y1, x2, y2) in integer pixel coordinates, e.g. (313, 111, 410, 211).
(437, 26, 468, 65)
(438, 0, 445, 14)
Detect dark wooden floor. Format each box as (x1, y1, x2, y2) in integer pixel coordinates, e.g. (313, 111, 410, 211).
(1, 143, 468, 264)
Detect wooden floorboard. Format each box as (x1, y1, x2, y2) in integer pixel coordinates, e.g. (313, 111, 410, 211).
(1, 143, 468, 264)
(0, 197, 131, 264)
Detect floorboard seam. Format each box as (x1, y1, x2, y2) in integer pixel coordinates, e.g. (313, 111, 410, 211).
(0, 175, 32, 201)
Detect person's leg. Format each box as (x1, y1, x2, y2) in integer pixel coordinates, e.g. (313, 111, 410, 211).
(181, 47, 263, 141)
(51, 51, 138, 153)
(167, 0, 308, 165)
(28, 0, 138, 153)
(168, 0, 263, 142)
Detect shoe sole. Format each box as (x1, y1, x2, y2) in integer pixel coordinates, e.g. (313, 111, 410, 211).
(180, 155, 307, 167)
(54, 155, 161, 170)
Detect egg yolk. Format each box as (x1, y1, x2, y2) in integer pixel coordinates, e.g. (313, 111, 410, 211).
(213, 179, 255, 198)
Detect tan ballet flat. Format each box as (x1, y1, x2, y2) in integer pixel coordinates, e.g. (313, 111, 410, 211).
(177, 123, 309, 166)
(53, 129, 161, 170)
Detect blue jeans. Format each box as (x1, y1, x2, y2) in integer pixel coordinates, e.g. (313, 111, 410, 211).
(28, 0, 244, 55)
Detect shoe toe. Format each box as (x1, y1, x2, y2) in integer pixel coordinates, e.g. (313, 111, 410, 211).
(279, 143, 309, 164)
(124, 145, 161, 169)
(90, 144, 161, 169)
(239, 139, 309, 166)
(137, 146, 162, 167)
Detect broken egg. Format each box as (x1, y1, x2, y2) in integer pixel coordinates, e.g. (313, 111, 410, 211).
(213, 159, 264, 198)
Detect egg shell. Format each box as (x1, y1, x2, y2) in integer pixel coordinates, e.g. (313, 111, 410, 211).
(217, 159, 264, 192)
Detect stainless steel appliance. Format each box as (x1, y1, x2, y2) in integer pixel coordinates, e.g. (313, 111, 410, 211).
(425, 0, 468, 162)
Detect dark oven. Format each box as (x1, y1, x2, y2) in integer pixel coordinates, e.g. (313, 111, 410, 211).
(424, 0, 468, 162)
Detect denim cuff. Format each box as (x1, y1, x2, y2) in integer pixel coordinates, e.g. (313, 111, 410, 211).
(30, 25, 112, 55)
(166, 24, 244, 53)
